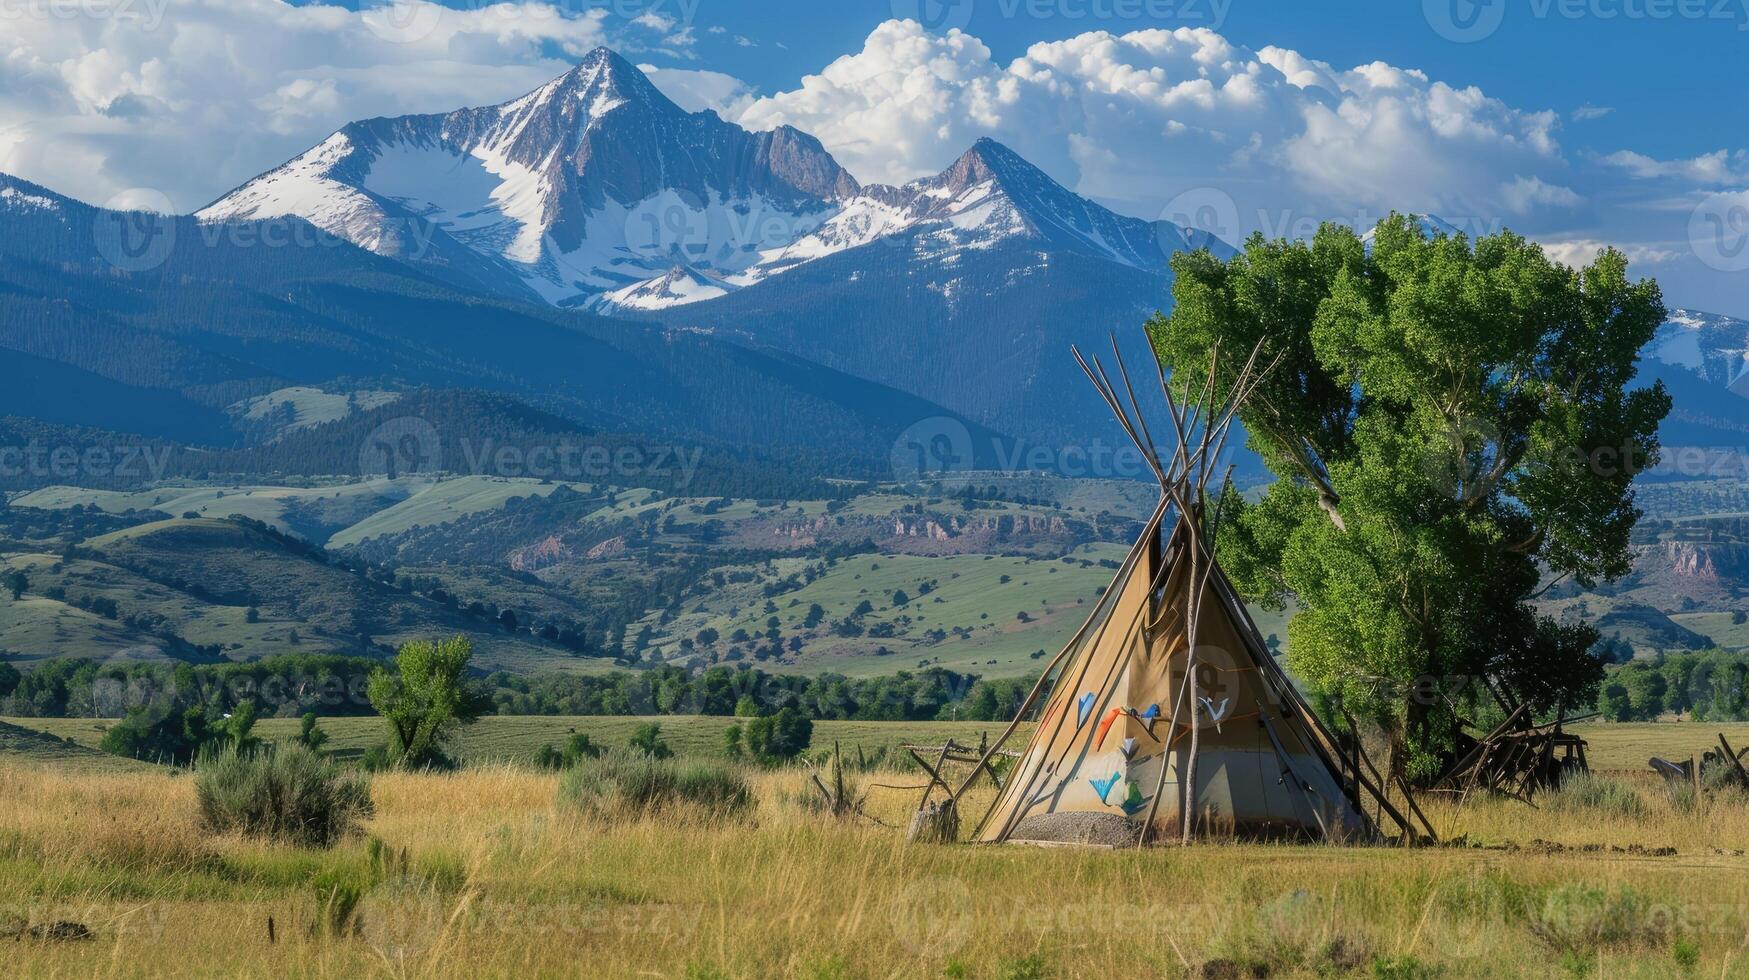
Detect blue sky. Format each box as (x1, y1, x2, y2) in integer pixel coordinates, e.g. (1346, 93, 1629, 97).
(4, 0, 1745, 316)
(680, 0, 1749, 164)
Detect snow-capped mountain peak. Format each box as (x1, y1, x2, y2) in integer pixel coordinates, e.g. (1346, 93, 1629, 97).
(201, 48, 859, 305)
(203, 51, 1229, 313)
(1653, 308, 1749, 397)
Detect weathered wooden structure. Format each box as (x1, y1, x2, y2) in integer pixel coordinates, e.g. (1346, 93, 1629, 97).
(1427, 704, 1590, 803)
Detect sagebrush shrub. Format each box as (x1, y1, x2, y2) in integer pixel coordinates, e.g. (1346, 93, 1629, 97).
(195, 744, 373, 847)
(557, 749, 751, 821)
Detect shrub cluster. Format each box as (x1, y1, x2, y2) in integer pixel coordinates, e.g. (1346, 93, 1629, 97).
(195, 744, 373, 846)
(557, 749, 752, 822)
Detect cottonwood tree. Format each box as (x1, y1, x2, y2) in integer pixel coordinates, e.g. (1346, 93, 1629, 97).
(1151, 216, 1670, 776)
(368, 636, 488, 768)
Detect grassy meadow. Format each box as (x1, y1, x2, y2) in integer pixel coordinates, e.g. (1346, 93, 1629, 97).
(5, 753, 1749, 978)
(3, 717, 1749, 976)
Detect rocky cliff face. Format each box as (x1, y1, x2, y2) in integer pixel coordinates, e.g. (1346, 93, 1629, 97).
(1663, 540, 1749, 582)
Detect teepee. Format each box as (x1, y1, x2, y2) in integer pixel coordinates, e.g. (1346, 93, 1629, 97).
(945, 337, 1433, 846)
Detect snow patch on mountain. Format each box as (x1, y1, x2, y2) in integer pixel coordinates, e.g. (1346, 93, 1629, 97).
(601, 265, 737, 310)
(1653, 309, 1749, 396)
(0, 184, 62, 214)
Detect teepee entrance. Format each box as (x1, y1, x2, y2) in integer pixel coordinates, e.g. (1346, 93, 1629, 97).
(943, 337, 1433, 846)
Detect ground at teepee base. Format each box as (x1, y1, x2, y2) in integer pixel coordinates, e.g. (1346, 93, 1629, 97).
(5, 760, 1749, 978)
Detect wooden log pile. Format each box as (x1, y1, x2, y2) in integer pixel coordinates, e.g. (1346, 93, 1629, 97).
(1649, 733, 1749, 793)
(1427, 704, 1590, 803)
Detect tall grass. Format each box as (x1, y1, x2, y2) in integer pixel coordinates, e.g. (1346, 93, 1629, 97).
(4, 759, 1749, 977)
(556, 748, 752, 822)
(1545, 773, 1647, 820)
(194, 743, 373, 846)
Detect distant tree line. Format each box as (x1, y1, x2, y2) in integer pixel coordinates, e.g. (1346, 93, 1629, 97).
(1597, 649, 1749, 722)
(0, 652, 1035, 725)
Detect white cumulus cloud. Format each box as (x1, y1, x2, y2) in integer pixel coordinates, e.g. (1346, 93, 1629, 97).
(729, 20, 1572, 238)
(1599, 149, 1749, 186)
(0, 0, 684, 210)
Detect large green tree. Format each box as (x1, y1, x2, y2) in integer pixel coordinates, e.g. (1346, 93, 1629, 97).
(368, 636, 488, 768)
(1151, 216, 1670, 775)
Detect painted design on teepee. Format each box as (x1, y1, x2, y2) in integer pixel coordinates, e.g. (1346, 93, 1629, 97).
(1119, 782, 1150, 816)
(1094, 707, 1125, 748)
(1119, 737, 1138, 760)
(1075, 692, 1096, 727)
(1089, 771, 1121, 803)
(1200, 696, 1232, 728)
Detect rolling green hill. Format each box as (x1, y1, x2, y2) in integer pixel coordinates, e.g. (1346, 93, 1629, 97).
(6, 517, 616, 673)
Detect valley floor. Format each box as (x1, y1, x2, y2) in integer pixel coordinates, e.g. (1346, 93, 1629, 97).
(8, 715, 1743, 772)
(4, 722, 1749, 977)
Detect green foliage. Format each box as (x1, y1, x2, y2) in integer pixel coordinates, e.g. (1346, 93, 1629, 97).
(0, 657, 18, 699)
(216, 699, 261, 753)
(995, 954, 1051, 980)
(195, 744, 373, 847)
(626, 722, 673, 759)
(1157, 215, 1670, 763)
(556, 748, 752, 821)
(1599, 650, 1749, 721)
(9, 652, 1031, 728)
(3, 569, 26, 601)
(367, 636, 487, 769)
(296, 712, 329, 750)
(100, 704, 216, 764)
(534, 731, 601, 770)
(734, 706, 814, 763)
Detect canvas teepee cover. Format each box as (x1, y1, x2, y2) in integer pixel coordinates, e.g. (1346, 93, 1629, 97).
(955, 338, 1424, 846)
(974, 505, 1372, 844)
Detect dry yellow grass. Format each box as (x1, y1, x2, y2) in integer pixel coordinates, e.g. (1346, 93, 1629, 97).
(4, 760, 1749, 978)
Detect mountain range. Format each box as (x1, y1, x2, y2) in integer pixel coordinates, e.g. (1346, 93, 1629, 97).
(2, 46, 1745, 473)
(195, 48, 1227, 439)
